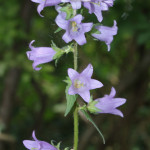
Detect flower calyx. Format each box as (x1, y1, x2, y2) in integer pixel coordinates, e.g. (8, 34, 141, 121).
(87, 96, 101, 114)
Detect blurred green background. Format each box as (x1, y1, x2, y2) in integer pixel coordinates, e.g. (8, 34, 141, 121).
(0, 0, 150, 150)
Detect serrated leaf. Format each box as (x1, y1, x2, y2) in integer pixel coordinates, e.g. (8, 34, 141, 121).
(81, 110, 105, 144)
(64, 83, 77, 116)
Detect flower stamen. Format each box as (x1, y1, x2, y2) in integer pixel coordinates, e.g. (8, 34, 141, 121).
(74, 80, 84, 89)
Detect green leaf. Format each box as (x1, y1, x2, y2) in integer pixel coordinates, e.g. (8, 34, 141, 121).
(81, 110, 105, 144)
(64, 82, 77, 116)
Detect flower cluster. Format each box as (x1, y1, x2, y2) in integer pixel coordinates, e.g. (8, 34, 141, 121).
(24, 0, 126, 149)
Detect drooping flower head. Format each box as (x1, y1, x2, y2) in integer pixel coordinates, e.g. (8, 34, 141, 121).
(92, 20, 118, 51)
(90, 87, 126, 117)
(83, 0, 114, 22)
(23, 131, 57, 150)
(55, 14, 93, 45)
(68, 64, 103, 102)
(31, 0, 61, 17)
(27, 40, 56, 71)
(61, 0, 91, 9)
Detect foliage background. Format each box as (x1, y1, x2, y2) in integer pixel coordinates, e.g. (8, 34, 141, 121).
(0, 0, 150, 149)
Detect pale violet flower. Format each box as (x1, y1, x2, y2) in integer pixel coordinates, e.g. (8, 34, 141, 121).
(93, 87, 126, 117)
(61, 0, 91, 9)
(23, 131, 57, 150)
(31, 0, 61, 17)
(27, 40, 56, 71)
(92, 20, 118, 51)
(83, 0, 114, 22)
(68, 64, 103, 102)
(55, 14, 93, 45)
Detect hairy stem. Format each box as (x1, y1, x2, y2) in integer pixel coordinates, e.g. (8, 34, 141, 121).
(73, 42, 78, 150)
(74, 42, 78, 71)
(73, 106, 79, 150)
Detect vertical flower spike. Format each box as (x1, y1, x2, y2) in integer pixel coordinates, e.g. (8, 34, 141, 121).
(68, 64, 103, 102)
(61, 0, 91, 10)
(31, 0, 61, 17)
(55, 14, 93, 45)
(92, 20, 118, 51)
(91, 87, 126, 117)
(83, 0, 114, 22)
(27, 40, 56, 71)
(23, 131, 57, 150)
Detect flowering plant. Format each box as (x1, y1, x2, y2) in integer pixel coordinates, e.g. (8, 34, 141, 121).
(23, 0, 126, 150)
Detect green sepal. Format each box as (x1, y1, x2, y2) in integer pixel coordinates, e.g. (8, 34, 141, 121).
(51, 141, 61, 150)
(90, 23, 101, 35)
(60, 4, 74, 20)
(87, 96, 101, 114)
(63, 76, 72, 84)
(54, 27, 62, 33)
(51, 41, 74, 65)
(64, 77, 77, 117)
(81, 109, 105, 144)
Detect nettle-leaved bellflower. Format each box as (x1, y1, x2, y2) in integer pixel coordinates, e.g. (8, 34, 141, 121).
(23, 131, 57, 150)
(27, 40, 56, 71)
(31, 0, 61, 17)
(55, 14, 93, 45)
(61, 0, 91, 9)
(68, 64, 103, 102)
(92, 20, 118, 51)
(83, 0, 114, 22)
(94, 87, 126, 117)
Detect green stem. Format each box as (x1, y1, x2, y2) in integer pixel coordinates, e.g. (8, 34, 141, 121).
(73, 42, 78, 150)
(73, 42, 78, 70)
(73, 107, 78, 150)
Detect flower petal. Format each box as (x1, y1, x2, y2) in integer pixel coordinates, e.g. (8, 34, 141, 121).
(45, 0, 61, 6)
(82, 23, 93, 32)
(94, 4, 103, 22)
(71, 1, 81, 9)
(68, 68, 79, 80)
(71, 14, 83, 24)
(74, 33, 86, 45)
(109, 87, 116, 97)
(78, 90, 90, 103)
(81, 64, 93, 78)
(109, 109, 124, 117)
(31, 0, 42, 3)
(112, 98, 126, 107)
(62, 31, 72, 43)
(37, 2, 45, 17)
(68, 85, 77, 95)
(40, 141, 57, 150)
(32, 131, 38, 141)
(61, 0, 69, 2)
(89, 79, 103, 90)
(23, 140, 40, 149)
(55, 14, 69, 29)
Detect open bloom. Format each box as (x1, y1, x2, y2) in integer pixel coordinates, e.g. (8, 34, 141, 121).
(92, 20, 118, 51)
(83, 0, 114, 22)
(23, 131, 57, 150)
(31, 0, 61, 17)
(61, 0, 91, 9)
(68, 64, 103, 102)
(27, 40, 56, 71)
(94, 87, 126, 117)
(55, 14, 93, 45)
